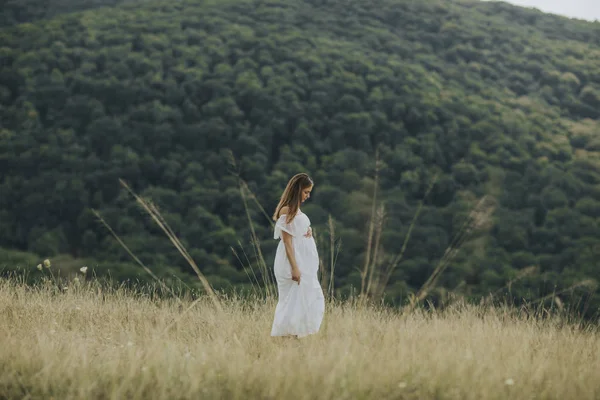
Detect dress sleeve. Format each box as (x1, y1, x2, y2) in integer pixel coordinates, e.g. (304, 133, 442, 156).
(274, 215, 298, 239)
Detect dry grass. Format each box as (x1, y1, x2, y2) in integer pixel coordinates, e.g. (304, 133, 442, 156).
(1, 280, 599, 400)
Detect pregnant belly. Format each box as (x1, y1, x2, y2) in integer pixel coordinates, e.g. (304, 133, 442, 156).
(295, 237, 319, 272)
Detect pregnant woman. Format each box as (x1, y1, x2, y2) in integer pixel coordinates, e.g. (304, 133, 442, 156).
(271, 173, 325, 338)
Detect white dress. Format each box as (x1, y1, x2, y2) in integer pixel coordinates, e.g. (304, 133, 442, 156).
(271, 210, 325, 337)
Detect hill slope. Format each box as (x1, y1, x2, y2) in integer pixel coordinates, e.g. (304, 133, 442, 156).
(1, 0, 600, 313)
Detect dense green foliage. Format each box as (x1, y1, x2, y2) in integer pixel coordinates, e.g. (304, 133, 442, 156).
(0, 0, 142, 26)
(1, 0, 600, 315)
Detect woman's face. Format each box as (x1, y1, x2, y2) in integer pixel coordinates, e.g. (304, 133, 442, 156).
(301, 185, 313, 203)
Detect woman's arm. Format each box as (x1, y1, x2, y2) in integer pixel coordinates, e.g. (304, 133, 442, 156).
(278, 206, 301, 284)
(282, 231, 301, 284)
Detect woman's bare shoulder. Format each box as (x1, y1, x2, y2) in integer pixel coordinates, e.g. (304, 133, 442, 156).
(278, 206, 290, 217)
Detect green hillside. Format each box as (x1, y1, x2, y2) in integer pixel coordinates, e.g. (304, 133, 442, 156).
(0, 0, 143, 26)
(1, 0, 600, 315)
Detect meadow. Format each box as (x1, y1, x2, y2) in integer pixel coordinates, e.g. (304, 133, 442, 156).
(1, 277, 599, 400)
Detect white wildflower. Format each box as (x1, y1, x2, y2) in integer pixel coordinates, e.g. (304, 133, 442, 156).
(36, 264, 43, 271)
(80, 266, 88, 274)
(43, 259, 51, 268)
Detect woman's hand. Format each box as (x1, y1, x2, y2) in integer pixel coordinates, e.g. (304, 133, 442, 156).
(291, 266, 301, 284)
(304, 227, 312, 238)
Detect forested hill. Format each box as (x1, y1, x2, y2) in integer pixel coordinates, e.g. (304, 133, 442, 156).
(0, 0, 143, 26)
(1, 0, 600, 315)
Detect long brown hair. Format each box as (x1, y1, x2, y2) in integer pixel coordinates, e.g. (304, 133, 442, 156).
(272, 173, 313, 223)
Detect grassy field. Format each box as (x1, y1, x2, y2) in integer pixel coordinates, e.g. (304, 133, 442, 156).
(1, 278, 599, 400)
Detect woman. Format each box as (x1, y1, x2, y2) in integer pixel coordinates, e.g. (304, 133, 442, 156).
(271, 173, 325, 338)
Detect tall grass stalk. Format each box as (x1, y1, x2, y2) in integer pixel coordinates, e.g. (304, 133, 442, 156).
(228, 151, 275, 297)
(411, 195, 496, 308)
(91, 209, 182, 304)
(372, 174, 438, 301)
(239, 183, 276, 297)
(231, 243, 262, 297)
(118, 179, 222, 311)
(227, 151, 274, 229)
(327, 215, 340, 300)
(365, 204, 385, 298)
(360, 148, 381, 298)
(483, 265, 539, 305)
(530, 279, 598, 307)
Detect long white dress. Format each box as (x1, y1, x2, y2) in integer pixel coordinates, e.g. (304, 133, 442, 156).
(271, 210, 325, 337)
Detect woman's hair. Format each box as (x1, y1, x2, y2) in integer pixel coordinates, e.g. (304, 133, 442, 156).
(273, 173, 314, 223)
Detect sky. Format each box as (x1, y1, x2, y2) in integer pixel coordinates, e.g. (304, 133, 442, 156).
(500, 0, 600, 21)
